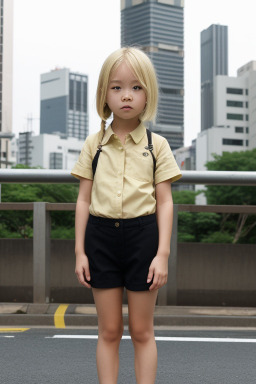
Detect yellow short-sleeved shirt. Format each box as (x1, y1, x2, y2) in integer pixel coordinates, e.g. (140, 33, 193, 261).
(71, 122, 182, 219)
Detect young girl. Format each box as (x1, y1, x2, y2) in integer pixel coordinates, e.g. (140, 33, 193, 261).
(71, 47, 181, 384)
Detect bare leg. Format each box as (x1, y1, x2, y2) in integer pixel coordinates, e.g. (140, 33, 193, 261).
(127, 289, 158, 384)
(92, 287, 124, 384)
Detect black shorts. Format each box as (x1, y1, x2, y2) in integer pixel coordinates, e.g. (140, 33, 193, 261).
(84, 213, 159, 291)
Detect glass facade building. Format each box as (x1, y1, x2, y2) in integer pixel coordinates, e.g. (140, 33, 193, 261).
(0, 0, 13, 168)
(40, 68, 88, 141)
(121, 0, 184, 150)
(201, 24, 228, 131)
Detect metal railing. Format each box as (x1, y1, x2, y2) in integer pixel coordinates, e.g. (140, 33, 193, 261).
(0, 169, 256, 304)
(0, 169, 256, 185)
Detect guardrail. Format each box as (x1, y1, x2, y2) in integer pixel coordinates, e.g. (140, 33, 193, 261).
(0, 169, 256, 185)
(0, 170, 256, 305)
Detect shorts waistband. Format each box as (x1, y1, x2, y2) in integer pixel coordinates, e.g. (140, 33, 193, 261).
(88, 213, 156, 228)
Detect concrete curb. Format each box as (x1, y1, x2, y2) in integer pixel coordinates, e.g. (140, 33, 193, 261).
(1, 304, 256, 327)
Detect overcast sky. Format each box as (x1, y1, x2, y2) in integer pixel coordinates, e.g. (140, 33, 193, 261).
(13, 0, 256, 146)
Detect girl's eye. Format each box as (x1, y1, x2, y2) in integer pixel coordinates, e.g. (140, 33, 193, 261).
(133, 86, 142, 90)
(111, 86, 121, 90)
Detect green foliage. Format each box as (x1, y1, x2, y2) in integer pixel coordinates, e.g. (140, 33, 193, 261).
(2, 153, 255, 244)
(173, 190, 225, 243)
(178, 212, 221, 243)
(201, 231, 233, 244)
(51, 226, 75, 239)
(172, 190, 197, 204)
(0, 223, 25, 239)
(205, 149, 256, 243)
(205, 149, 256, 205)
(178, 233, 195, 242)
(178, 212, 195, 242)
(194, 212, 220, 235)
(0, 164, 79, 239)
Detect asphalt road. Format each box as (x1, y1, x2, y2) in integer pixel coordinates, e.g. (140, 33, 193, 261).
(1, 327, 256, 384)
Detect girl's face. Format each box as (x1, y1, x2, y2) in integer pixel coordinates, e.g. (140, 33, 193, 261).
(106, 61, 147, 123)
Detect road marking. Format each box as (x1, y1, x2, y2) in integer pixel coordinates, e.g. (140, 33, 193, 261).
(0, 336, 15, 338)
(45, 335, 256, 343)
(54, 304, 69, 328)
(46, 335, 99, 339)
(0, 328, 29, 333)
(156, 337, 256, 343)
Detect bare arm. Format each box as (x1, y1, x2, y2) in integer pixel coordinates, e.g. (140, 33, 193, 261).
(75, 177, 93, 288)
(147, 180, 173, 291)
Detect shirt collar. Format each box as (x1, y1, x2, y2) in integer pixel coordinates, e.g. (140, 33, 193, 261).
(129, 122, 146, 144)
(101, 124, 115, 146)
(101, 121, 146, 146)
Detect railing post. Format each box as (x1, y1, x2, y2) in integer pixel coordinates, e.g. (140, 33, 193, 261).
(33, 202, 51, 303)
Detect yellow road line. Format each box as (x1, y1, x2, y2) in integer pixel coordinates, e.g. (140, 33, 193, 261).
(0, 328, 29, 333)
(54, 304, 69, 328)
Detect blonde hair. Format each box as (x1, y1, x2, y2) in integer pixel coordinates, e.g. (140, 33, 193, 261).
(96, 47, 158, 136)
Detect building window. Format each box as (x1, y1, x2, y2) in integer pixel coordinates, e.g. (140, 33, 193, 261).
(49, 152, 63, 169)
(245, 89, 249, 95)
(68, 149, 80, 154)
(246, 114, 249, 121)
(226, 100, 243, 108)
(246, 140, 249, 147)
(222, 139, 243, 146)
(235, 127, 243, 133)
(246, 127, 249, 133)
(76, 81, 81, 112)
(246, 101, 249, 108)
(227, 113, 243, 121)
(82, 83, 87, 113)
(69, 79, 74, 110)
(226, 88, 243, 95)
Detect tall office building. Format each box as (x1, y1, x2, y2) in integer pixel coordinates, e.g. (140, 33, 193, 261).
(40, 68, 88, 141)
(201, 24, 228, 131)
(0, 0, 14, 168)
(196, 60, 256, 205)
(121, 0, 184, 150)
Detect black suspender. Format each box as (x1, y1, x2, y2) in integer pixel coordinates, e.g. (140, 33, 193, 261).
(92, 129, 156, 182)
(92, 144, 102, 178)
(145, 128, 156, 180)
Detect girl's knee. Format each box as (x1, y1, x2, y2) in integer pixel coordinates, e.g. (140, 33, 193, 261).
(99, 323, 124, 343)
(129, 323, 153, 344)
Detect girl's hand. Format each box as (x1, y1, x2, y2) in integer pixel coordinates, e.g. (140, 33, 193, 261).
(75, 253, 91, 289)
(147, 254, 168, 291)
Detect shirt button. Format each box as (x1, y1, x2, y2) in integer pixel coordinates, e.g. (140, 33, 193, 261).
(115, 222, 120, 228)
(117, 191, 121, 197)
(117, 171, 122, 175)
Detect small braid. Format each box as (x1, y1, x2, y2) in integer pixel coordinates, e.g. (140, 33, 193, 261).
(99, 120, 106, 144)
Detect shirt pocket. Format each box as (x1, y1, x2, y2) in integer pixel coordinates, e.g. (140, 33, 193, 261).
(125, 149, 154, 182)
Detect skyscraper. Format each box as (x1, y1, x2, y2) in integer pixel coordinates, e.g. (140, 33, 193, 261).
(201, 24, 228, 131)
(0, 0, 14, 168)
(121, 0, 184, 150)
(40, 68, 88, 141)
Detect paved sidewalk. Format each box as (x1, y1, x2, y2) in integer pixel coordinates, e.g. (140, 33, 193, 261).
(1, 303, 256, 327)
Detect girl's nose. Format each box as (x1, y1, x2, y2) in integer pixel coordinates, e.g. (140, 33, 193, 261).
(121, 93, 132, 101)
